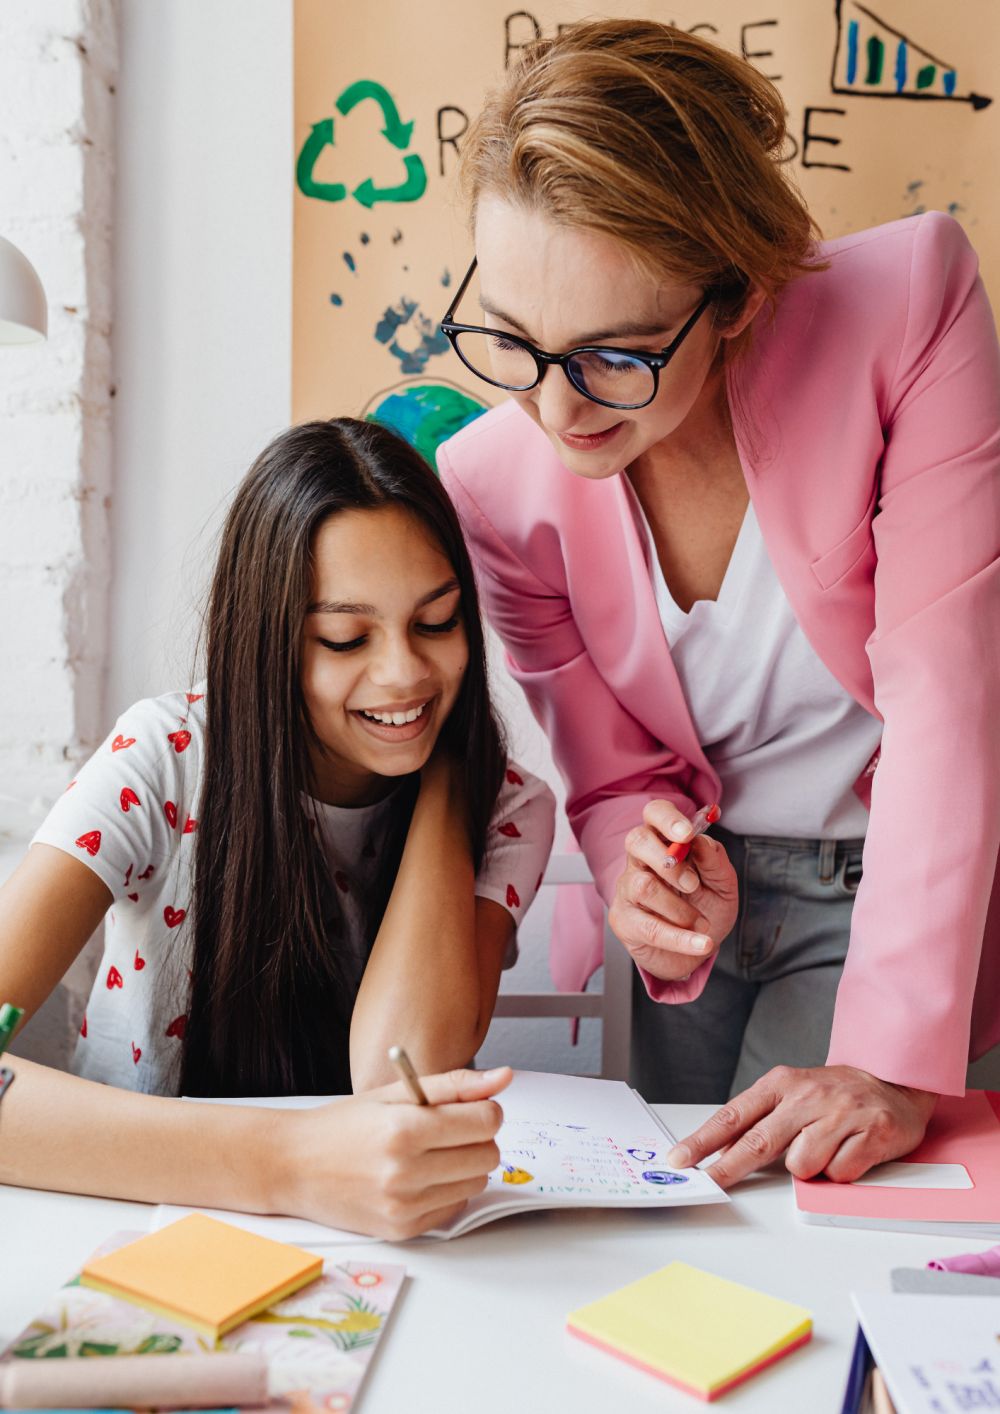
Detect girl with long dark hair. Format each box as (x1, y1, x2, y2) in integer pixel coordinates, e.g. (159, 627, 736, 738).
(0, 418, 555, 1238)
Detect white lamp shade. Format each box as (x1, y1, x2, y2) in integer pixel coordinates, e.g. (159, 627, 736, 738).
(0, 236, 47, 344)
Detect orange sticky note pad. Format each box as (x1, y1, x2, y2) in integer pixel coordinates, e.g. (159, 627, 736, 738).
(567, 1261, 812, 1401)
(80, 1213, 323, 1340)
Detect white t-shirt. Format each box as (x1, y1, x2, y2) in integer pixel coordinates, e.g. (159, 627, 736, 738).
(32, 691, 555, 1095)
(630, 493, 882, 838)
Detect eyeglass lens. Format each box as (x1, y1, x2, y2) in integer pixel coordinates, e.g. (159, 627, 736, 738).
(453, 330, 657, 407)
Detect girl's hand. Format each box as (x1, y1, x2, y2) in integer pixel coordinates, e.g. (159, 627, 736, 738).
(608, 800, 739, 983)
(276, 1065, 512, 1240)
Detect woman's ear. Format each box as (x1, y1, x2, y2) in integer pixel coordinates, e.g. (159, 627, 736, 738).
(718, 286, 767, 341)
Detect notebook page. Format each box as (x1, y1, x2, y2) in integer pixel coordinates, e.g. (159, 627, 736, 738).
(429, 1071, 726, 1237)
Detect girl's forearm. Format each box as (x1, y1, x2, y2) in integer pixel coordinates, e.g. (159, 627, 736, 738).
(0, 1055, 291, 1211)
(350, 764, 484, 1088)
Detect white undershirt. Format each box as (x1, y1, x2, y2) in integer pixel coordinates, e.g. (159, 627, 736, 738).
(630, 493, 881, 839)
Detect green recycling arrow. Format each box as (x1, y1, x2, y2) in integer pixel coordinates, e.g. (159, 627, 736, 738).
(295, 118, 346, 202)
(353, 155, 427, 208)
(336, 79, 414, 149)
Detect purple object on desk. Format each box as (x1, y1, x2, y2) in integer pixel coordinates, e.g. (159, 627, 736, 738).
(927, 1242, 1000, 1277)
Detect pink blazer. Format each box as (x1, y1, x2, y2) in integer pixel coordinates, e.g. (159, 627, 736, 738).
(439, 212, 1000, 1097)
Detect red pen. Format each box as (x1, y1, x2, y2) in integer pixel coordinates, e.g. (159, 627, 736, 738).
(664, 803, 721, 868)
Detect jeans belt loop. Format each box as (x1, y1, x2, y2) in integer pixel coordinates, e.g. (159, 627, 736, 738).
(818, 838, 837, 884)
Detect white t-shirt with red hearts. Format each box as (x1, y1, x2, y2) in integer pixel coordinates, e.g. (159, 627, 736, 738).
(32, 691, 556, 1095)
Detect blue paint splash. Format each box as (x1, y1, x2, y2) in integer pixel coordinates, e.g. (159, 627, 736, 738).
(343, 252, 356, 273)
(330, 293, 343, 306)
(374, 297, 418, 344)
(441, 268, 451, 288)
(360, 232, 370, 245)
(373, 297, 450, 375)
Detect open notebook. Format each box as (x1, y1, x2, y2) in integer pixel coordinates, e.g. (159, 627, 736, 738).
(153, 1071, 727, 1242)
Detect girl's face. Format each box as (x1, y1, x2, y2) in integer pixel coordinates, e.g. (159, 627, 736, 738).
(301, 505, 469, 806)
(472, 195, 758, 480)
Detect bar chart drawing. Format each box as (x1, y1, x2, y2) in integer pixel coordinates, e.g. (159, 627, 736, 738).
(832, 2, 992, 109)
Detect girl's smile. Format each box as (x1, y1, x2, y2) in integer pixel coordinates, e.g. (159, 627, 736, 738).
(352, 694, 437, 743)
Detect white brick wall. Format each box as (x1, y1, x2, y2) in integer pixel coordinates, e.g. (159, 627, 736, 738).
(0, 0, 116, 842)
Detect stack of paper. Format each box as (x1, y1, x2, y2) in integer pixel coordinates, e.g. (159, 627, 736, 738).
(80, 1214, 322, 1340)
(567, 1261, 812, 1401)
(849, 1291, 1000, 1413)
(4, 1229, 406, 1413)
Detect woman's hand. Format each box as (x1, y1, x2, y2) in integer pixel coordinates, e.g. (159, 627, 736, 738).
(608, 801, 738, 983)
(667, 1065, 938, 1187)
(276, 1065, 511, 1240)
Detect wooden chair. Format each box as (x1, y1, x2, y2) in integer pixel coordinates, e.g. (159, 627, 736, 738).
(491, 852, 634, 1080)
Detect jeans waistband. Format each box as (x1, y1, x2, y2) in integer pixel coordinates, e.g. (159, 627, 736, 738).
(712, 824, 866, 853)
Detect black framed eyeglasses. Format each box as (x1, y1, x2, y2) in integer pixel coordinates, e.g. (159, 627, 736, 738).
(440, 258, 713, 411)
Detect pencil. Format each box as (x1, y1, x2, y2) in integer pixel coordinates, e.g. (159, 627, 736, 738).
(387, 1045, 430, 1105)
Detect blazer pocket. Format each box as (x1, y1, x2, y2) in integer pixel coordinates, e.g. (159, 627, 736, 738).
(810, 486, 878, 591)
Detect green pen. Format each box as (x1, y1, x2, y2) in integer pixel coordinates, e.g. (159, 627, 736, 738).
(0, 1001, 24, 1104)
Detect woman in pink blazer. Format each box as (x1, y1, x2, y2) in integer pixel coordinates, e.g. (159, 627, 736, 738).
(437, 19, 1000, 1186)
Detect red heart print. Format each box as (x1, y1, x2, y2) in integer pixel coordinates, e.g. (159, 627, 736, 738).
(506, 768, 524, 786)
(106, 965, 123, 990)
(76, 830, 101, 857)
(138, 864, 155, 881)
(131, 1041, 141, 1065)
(124, 863, 133, 887)
(66, 779, 77, 792)
(163, 905, 186, 929)
(80, 1013, 87, 1038)
(167, 730, 191, 754)
(182, 816, 198, 834)
(120, 787, 140, 813)
(127, 892, 139, 902)
(335, 871, 350, 894)
(498, 821, 521, 838)
(134, 950, 145, 970)
(506, 883, 520, 909)
(112, 734, 136, 752)
(164, 801, 178, 829)
(165, 1014, 187, 1040)
(185, 692, 203, 703)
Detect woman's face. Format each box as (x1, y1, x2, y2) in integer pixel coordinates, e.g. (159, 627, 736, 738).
(473, 195, 742, 480)
(300, 505, 469, 806)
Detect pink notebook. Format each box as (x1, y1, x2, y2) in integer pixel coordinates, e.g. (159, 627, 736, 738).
(793, 1090, 1000, 1237)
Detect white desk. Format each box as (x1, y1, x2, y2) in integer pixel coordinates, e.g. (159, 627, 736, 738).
(0, 1103, 971, 1414)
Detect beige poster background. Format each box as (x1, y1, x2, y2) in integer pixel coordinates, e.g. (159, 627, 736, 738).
(293, 1, 999, 462)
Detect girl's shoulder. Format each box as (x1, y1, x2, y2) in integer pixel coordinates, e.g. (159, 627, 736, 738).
(31, 690, 208, 901)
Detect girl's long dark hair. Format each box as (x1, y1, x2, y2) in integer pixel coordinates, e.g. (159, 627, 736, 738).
(179, 419, 507, 1097)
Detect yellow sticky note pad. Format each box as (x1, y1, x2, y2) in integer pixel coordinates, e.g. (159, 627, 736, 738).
(567, 1261, 812, 1401)
(80, 1214, 323, 1341)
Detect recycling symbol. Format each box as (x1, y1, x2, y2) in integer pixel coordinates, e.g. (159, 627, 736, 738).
(296, 79, 428, 208)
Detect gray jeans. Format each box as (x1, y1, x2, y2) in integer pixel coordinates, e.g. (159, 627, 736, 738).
(630, 825, 865, 1104)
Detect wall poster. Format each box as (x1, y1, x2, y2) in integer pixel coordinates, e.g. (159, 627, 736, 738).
(293, 1, 999, 466)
